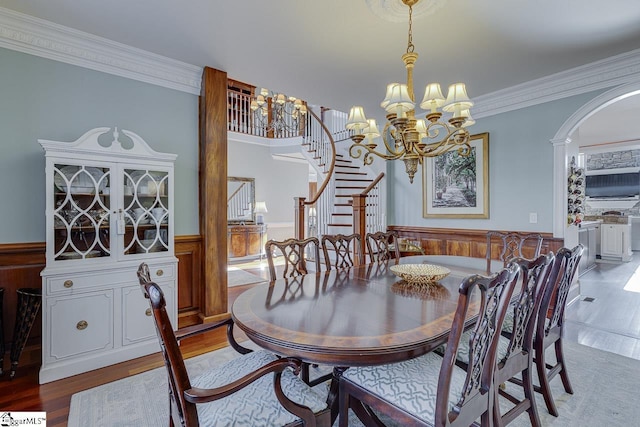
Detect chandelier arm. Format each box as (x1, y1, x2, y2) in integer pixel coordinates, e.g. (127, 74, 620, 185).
(381, 125, 405, 156)
(415, 130, 471, 157)
(349, 143, 403, 161)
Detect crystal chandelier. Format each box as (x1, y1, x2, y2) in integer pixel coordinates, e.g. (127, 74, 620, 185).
(346, 0, 475, 183)
(250, 88, 308, 137)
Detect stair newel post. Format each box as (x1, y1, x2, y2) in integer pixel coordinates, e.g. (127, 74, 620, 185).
(352, 193, 367, 261)
(295, 197, 306, 240)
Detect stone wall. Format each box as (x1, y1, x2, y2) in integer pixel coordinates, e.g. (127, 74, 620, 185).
(587, 149, 640, 170)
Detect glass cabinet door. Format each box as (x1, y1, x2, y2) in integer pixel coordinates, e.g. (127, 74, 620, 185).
(53, 164, 111, 261)
(122, 168, 170, 256)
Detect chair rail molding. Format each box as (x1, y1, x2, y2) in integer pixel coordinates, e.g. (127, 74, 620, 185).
(0, 6, 202, 95)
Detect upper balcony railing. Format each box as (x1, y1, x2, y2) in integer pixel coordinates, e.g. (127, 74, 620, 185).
(227, 90, 305, 139)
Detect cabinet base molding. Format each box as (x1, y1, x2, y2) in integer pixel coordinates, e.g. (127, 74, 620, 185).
(199, 312, 232, 324)
(39, 339, 161, 384)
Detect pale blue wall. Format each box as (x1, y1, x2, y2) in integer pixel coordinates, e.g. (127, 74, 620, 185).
(387, 90, 608, 233)
(0, 47, 199, 243)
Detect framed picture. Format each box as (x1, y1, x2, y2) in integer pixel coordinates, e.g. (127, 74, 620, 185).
(423, 132, 489, 218)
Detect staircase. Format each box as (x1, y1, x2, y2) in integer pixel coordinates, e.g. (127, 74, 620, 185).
(225, 88, 385, 240)
(327, 154, 373, 235)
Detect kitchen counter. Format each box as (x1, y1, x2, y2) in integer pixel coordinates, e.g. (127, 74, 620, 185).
(578, 222, 599, 274)
(579, 220, 602, 228)
(584, 215, 631, 224)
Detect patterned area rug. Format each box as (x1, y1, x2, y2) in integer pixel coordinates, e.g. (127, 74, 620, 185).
(68, 341, 640, 426)
(227, 267, 266, 287)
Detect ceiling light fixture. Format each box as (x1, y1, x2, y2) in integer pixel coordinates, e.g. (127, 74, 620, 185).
(250, 88, 308, 137)
(346, 0, 474, 183)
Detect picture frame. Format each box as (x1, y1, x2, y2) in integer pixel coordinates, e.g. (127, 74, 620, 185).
(423, 132, 489, 218)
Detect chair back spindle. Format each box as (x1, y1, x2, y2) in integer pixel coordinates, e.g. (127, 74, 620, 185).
(486, 231, 543, 272)
(437, 263, 521, 426)
(365, 231, 400, 263)
(321, 233, 364, 270)
(265, 237, 321, 281)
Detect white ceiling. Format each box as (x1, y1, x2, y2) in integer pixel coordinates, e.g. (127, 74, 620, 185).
(3, 0, 640, 143)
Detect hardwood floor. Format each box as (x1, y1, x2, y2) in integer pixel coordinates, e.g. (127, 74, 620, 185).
(2, 253, 638, 425)
(0, 279, 262, 427)
(564, 251, 640, 360)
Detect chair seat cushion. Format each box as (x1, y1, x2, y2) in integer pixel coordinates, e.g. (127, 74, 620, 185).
(455, 329, 510, 365)
(342, 351, 466, 423)
(192, 349, 328, 426)
(502, 309, 514, 333)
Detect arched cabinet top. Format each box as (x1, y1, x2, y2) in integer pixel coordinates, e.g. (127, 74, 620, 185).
(39, 127, 177, 163)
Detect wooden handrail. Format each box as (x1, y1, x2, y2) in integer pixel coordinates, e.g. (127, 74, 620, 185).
(294, 108, 337, 239)
(360, 172, 385, 196)
(304, 108, 336, 207)
(227, 182, 246, 202)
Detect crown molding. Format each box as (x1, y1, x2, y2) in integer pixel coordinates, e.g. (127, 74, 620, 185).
(474, 48, 640, 118)
(0, 7, 202, 95)
(2, 6, 640, 111)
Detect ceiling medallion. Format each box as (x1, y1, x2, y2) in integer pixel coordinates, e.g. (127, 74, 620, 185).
(365, 0, 446, 23)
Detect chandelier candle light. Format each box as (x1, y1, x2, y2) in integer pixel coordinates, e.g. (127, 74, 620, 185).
(250, 88, 308, 137)
(346, 0, 475, 183)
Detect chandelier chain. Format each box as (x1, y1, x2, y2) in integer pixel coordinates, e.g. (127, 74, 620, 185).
(407, 4, 414, 53)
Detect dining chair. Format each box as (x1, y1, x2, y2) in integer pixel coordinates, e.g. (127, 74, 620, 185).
(321, 233, 364, 270)
(441, 254, 556, 426)
(137, 263, 331, 427)
(486, 231, 544, 272)
(492, 253, 556, 427)
(527, 244, 584, 417)
(339, 263, 521, 427)
(265, 237, 321, 282)
(365, 230, 400, 263)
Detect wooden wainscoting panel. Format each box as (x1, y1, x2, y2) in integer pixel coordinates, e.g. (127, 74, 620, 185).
(446, 240, 471, 257)
(389, 226, 564, 260)
(0, 237, 204, 366)
(423, 238, 445, 255)
(470, 240, 486, 259)
(175, 235, 203, 328)
(0, 242, 45, 369)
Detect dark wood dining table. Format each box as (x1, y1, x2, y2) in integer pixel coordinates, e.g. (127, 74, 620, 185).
(231, 255, 504, 421)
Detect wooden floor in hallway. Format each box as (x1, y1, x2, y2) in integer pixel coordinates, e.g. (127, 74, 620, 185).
(565, 251, 640, 360)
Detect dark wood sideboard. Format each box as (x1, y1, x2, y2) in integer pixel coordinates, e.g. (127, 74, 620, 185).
(227, 224, 267, 259)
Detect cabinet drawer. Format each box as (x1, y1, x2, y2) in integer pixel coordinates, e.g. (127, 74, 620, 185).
(122, 281, 176, 345)
(47, 262, 176, 293)
(47, 291, 113, 360)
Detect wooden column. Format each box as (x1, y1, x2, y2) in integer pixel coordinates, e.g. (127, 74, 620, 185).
(294, 197, 306, 240)
(199, 67, 228, 321)
(352, 194, 367, 259)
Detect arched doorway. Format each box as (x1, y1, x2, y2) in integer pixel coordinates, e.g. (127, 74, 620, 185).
(553, 83, 640, 362)
(551, 82, 640, 246)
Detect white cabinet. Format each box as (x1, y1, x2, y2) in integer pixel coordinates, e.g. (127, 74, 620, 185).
(631, 216, 640, 251)
(600, 223, 632, 261)
(39, 127, 178, 383)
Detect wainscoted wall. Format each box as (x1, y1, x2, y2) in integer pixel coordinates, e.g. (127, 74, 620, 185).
(0, 235, 203, 368)
(389, 226, 564, 259)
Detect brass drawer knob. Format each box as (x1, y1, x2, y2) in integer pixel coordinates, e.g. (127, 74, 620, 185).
(64, 280, 74, 288)
(156, 269, 164, 277)
(76, 320, 88, 330)
(145, 308, 152, 316)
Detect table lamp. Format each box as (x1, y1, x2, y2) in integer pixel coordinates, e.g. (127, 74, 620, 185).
(254, 201, 268, 224)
